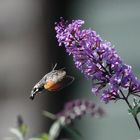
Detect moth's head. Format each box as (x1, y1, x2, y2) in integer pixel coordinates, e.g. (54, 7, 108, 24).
(30, 84, 43, 100)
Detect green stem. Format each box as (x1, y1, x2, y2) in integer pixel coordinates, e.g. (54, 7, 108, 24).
(120, 90, 140, 131)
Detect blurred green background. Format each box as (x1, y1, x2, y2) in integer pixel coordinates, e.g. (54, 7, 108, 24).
(0, 0, 140, 140)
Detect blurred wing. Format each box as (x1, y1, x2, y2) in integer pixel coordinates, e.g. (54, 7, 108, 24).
(63, 75, 75, 87)
(47, 75, 74, 91)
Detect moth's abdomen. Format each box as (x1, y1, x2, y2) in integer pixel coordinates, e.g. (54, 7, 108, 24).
(44, 80, 63, 91)
(44, 80, 55, 90)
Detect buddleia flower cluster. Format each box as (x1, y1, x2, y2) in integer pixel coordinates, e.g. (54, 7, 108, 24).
(57, 99, 104, 124)
(55, 18, 140, 103)
(48, 99, 103, 140)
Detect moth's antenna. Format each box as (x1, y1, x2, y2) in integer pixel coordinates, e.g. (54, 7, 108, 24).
(60, 67, 65, 70)
(52, 63, 57, 71)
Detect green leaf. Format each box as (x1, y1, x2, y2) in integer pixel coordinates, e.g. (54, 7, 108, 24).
(128, 108, 132, 114)
(137, 106, 140, 114)
(43, 111, 57, 120)
(63, 125, 83, 139)
(10, 128, 24, 140)
(133, 97, 138, 106)
(40, 133, 49, 140)
(30, 133, 49, 140)
(19, 124, 28, 137)
(128, 97, 140, 116)
(128, 106, 138, 116)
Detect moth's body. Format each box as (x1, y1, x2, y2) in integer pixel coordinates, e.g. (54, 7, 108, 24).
(30, 65, 74, 100)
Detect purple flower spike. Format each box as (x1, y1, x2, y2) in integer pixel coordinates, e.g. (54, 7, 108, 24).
(55, 18, 140, 103)
(57, 100, 102, 124)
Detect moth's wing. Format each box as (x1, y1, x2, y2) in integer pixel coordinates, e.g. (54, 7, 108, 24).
(64, 75, 75, 87)
(48, 75, 74, 92)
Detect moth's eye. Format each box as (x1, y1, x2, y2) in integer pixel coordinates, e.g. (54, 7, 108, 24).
(33, 87, 38, 92)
